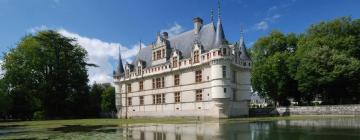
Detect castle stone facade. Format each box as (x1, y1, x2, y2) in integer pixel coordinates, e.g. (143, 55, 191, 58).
(113, 12, 252, 118)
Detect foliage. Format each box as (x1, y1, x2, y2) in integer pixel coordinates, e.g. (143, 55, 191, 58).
(251, 17, 360, 105)
(1, 30, 95, 119)
(251, 31, 299, 106)
(101, 85, 116, 113)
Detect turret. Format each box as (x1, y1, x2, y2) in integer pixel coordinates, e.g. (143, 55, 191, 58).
(213, 0, 226, 48)
(239, 31, 250, 60)
(115, 46, 125, 76)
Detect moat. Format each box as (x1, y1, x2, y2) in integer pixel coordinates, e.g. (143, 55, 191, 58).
(1, 116, 360, 140)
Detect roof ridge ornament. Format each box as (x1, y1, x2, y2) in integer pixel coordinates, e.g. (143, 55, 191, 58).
(210, 8, 214, 22)
(218, 0, 221, 20)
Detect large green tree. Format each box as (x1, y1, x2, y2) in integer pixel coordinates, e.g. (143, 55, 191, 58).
(251, 17, 360, 105)
(295, 17, 360, 104)
(251, 31, 299, 106)
(2, 30, 92, 119)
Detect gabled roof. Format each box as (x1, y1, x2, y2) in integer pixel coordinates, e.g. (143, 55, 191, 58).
(132, 23, 217, 67)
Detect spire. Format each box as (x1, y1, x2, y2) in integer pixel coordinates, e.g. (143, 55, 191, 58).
(239, 28, 250, 60)
(116, 46, 125, 74)
(210, 8, 214, 22)
(214, 0, 226, 47)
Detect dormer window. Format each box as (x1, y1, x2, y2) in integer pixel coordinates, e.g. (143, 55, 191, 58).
(156, 50, 161, 60)
(172, 56, 178, 68)
(194, 50, 199, 63)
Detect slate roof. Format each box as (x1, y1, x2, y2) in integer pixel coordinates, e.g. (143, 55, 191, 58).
(132, 23, 217, 67)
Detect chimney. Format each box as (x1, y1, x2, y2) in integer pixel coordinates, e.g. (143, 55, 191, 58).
(162, 32, 168, 39)
(192, 17, 203, 34)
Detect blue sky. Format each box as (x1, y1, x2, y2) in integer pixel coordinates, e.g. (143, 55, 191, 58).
(0, 0, 359, 83)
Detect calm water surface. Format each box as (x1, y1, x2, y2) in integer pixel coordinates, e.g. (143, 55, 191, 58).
(1, 117, 360, 140)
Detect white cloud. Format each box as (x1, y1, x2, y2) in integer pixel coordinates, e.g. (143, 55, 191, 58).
(255, 21, 269, 30)
(27, 25, 49, 34)
(160, 23, 184, 38)
(266, 14, 281, 22)
(268, 6, 278, 12)
(58, 29, 139, 84)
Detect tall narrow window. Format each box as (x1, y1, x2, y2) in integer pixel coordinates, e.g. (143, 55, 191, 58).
(127, 97, 132, 106)
(152, 79, 155, 89)
(195, 70, 202, 83)
(139, 81, 144, 91)
(222, 66, 227, 78)
(156, 50, 161, 60)
(222, 48, 227, 55)
(139, 96, 144, 105)
(156, 78, 161, 88)
(153, 52, 156, 60)
(174, 92, 180, 103)
(194, 50, 199, 63)
(137, 67, 142, 75)
(162, 93, 165, 104)
(196, 89, 202, 101)
(162, 77, 165, 88)
(127, 84, 132, 93)
(174, 74, 180, 86)
(162, 49, 165, 58)
(152, 95, 156, 104)
(156, 94, 162, 104)
(172, 57, 178, 68)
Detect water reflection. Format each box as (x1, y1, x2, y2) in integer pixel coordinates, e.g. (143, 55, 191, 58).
(118, 117, 360, 140)
(1, 117, 360, 139)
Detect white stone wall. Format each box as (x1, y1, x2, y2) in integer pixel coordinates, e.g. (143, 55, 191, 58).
(115, 47, 252, 118)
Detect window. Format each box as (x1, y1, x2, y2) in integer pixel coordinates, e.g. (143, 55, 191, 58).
(162, 77, 165, 88)
(137, 67, 142, 75)
(222, 48, 227, 55)
(224, 88, 227, 93)
(172, 57, 178, 68)
(139, 96, 144, 105)
(175, 92, 180, 103)
(156, 50, 161, 60)
(194, 50, 199, 63)
(156, 78, 161, 88)
(127, 97, 132, 106)
(196, 89, 202, 101)
(152, 79, 155, 89)
(195, 70, 202, 83)
(162, 49, 165, 58)
(174, 74, 180, 86)
(153, 52, 156, 60)
(139, 81, 144, 91)
(152, 95, 156, 104)
(154, 94, 165, 104)
(222, 66, 226, 78)
(127, 84, 132, 93)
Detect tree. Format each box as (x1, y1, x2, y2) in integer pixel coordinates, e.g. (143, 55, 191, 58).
(295, 17, 360, 104)
(2, 30, 93, 119)
(251, 31, 300, 106)
(0, 79, 12, 119)
(101, 85, 115, 113)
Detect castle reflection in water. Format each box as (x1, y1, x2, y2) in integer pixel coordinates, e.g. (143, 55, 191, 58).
(113, 117, 360, 140)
